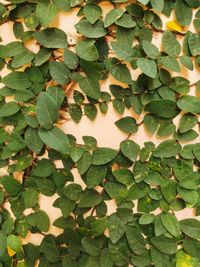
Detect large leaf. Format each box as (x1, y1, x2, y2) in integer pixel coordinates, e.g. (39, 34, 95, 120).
(180, 219, 200, 239)
(49, 61, 70, 85)
(104, 8, 124, 27)
(2, 72, 31, 90)
(153, 140, 181, 158)
(120, 140, 140, 162)
(177, 96, 200, 113)
(161, 214, 180, 237)
(36, 92, 59, 129)
(38, 127, 70, 154)
(76, 40, 99, 61)
(115, 116, 138, 133)
(0, 102, 20, 117)
(105, 58, 132, 84)
(36, 1, 57, 27)
(72, 73, 101, 100)
(26, 210, 50, 232)
(34, 28, 68, 48)
(108, 213, 125, 243)
(175, 0, 193, 26)
(84, 4, 102, 24)
(137, 58, 157, 78)
(150, 236, 177, 254)
(92, 147, 118, 165)
(75, 19, 107, 38)
(145, 100, 179, 118)
(162, 31, 181, 56)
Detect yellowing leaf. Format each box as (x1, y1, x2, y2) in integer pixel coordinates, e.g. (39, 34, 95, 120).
(7, 246, 16, 257)
(166, 21, 183, 33)
(176, 250, 200, 267)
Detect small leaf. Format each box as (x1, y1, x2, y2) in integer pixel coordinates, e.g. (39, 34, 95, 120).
(115, 116, 138, 133)
(142, 40, 160, 59)
(26, 210, 50, 232)
(150, 236, 177, 254)
(150, 0, 164, 12)
(23, 188, 38, 209)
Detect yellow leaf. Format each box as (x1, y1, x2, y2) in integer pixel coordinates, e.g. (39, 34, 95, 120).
(166, 21, 183, 33)
(7, 246, 16, 257)
(176, 250, 200, 267)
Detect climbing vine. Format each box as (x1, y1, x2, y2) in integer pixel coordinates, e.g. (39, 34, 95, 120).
(1, 0, 200, 266)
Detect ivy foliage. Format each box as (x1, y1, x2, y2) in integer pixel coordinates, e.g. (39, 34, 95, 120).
(0, 0, 200, 266)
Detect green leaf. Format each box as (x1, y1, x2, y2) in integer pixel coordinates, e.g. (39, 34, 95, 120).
(115, 116, 138, 133)
(188, 33, 200, 56)
(111, 41, 133, 62)
(7, 235, 21, 252)
(150, 0, 164, 12)
(76, 40, 99, 61)
(108, 213, 125, 243)
(49, 61, 70, 85)
(150, 236, 177, 254)
(81, 237, 100, 257)
(126, 226, 146, 255)
(153, 140, 181, 158)
(162, 31, 181, 56)
(113, 168, 134, 186)
(78, 189, 102, 207)
(175, 0, 193, 26)
(26, 210, 50, 232)
(84, 4, 102, 24)
(142, 40, 160, 59)
(36, 92, 59, 129)
(177, 96, 200, 113)
(179, 56, 193, 71)
(1, 175, 22, 196)
(104, 8, 124, 27)
(137, 58, 157, 78)
(64, 49, 79, 70)
(161, 213, 180, 237)
(180, 219, 200, 239)
(115, 14, 136, 28)
(23, 188, 38, 209)
(36, 1, 57, 28)
(183, 239, 200, 259)
(53, 196, 75, 218)
(2, 71, 31, 90)
(34, 178, 56, 196)
(75, 19, 107, 38)
(35, 48, 51, 66)
(38, 127, 70, 154)
(120, 140, 140, 162)
(72, 73, 101, 100)
(144, 114, 159, 134)
(158, 56, 180, 72)
(40, 235, 59, 263)
(0, 232, 7, 257)
(92, 147, 118, 165)
(146, 100, 179, 118)
(11, 50, 34, 69)
(47, 86, 65, 108)
(63, 257, 78, 267)
(138, 0, 149, 4)
(179, 113, 198, 133)
(86, 165, 107, 188)
(0, 102, 20, 117)
(34, 28, 68, 48)
(105, 58, 132, 84)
